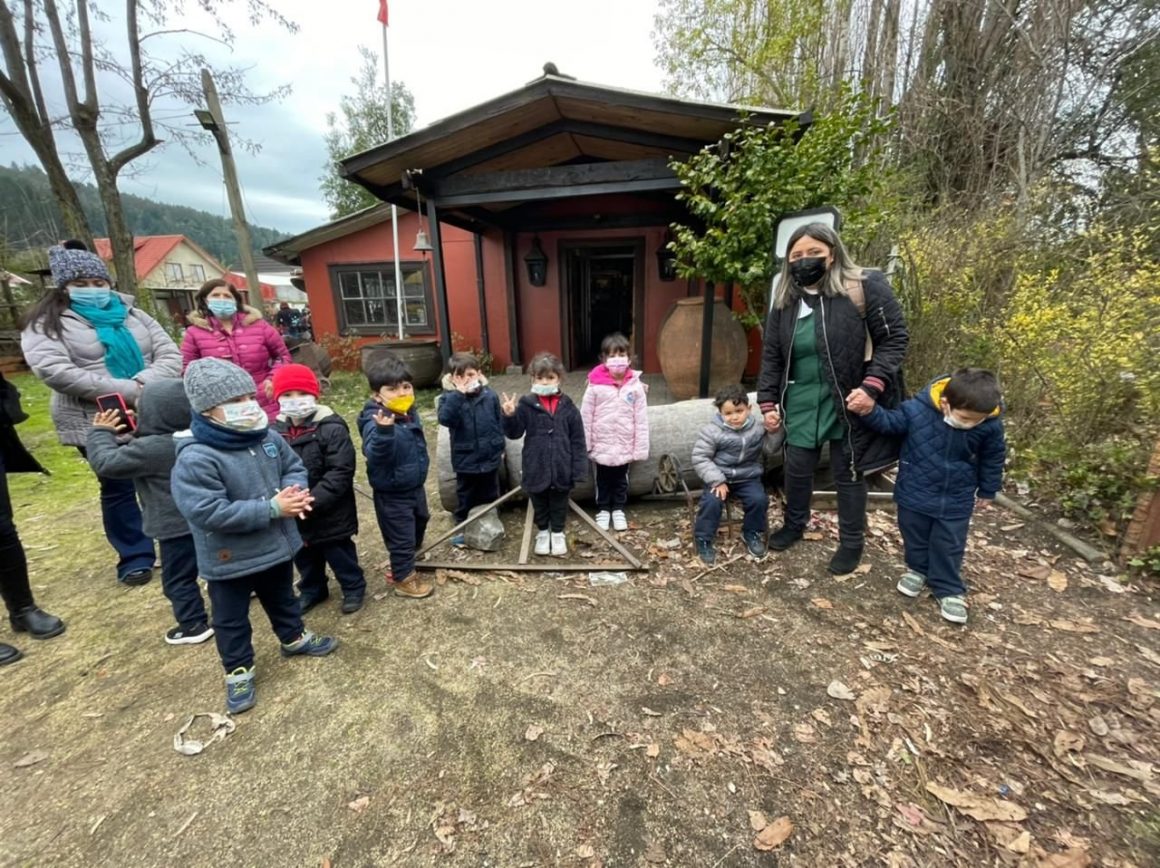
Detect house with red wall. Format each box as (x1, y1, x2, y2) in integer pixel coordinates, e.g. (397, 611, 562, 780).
(267, 70, 797, 381)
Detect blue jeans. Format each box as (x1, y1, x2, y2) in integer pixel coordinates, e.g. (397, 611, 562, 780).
(694, 477, 768, 541)
(76, 447, 155, 580)
(897, 506, 971, 598)
(158, 535, 208, 629)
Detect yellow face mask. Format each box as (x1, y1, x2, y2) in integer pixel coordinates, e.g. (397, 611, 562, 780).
(384, 394, 415, 416)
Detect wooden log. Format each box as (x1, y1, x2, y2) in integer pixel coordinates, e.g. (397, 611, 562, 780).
(1121, 435, 1160, 560)
(994, 493, 1106, 563)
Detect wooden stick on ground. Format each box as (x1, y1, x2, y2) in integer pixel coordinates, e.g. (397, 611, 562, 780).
(568, 499, 646, 569)
(518, 501, 535, 565)
(415, 561, 645, 573)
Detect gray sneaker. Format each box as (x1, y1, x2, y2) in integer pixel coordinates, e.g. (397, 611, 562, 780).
(896, 571, 926, 597)
(939, 595, 968, 624)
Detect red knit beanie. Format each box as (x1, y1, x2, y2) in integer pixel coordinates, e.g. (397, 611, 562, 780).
(272, 364, 320, 398)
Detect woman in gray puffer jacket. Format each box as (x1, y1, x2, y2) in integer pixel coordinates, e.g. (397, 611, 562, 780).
(20, 243, 182, 585)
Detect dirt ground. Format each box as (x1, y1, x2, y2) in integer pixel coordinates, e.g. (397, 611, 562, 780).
(2, 377, 1159, 867)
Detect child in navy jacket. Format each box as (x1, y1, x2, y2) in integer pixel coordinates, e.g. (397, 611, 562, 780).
(501, 352, 587, 558)
(860, 368, 1006, 625)
(436, 352, 505, 543)
(358, 353, 432, 600)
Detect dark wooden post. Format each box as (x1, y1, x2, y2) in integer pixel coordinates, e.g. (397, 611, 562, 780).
(425, 197, 454, 365)
(503, 229, 522, 367)
(698, 280, 715, 398)
(473, 233, 491, 357)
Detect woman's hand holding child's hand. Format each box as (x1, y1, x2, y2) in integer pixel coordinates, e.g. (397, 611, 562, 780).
(274, 485, 314, 519)
(500, 392, 518, 416)
(713, 482, 729, 501)
(845, 388, 875, 416)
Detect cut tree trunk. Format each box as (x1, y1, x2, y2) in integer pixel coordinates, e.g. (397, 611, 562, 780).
(1122, 435, 1160, 560)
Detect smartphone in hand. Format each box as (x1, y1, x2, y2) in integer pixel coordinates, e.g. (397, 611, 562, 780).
(96, 393, 136, 432)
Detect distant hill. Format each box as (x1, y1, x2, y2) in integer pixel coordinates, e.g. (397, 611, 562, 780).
(0, 163, 291, 268)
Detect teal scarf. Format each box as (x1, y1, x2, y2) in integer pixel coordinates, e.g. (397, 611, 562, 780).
(70, 295, 147, 379)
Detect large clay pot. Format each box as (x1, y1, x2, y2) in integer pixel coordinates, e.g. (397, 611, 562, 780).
(656, 297, 748, 399)
(360, 338, 442, 388)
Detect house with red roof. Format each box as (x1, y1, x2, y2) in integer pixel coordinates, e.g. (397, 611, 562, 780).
(92, 235, 234, 322)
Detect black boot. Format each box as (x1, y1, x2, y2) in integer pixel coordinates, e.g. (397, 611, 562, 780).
(828, 545, 864, 575)
(0, 642, 23, 665)
(768, 525, 804, 551)
(9, 605, 66, 640)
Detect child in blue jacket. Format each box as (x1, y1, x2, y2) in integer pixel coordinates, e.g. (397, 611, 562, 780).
(358, 353, 432, 600)
(172, 358, 338, 714)
(436, 351, 504, 545)
(859, 368, 1006, 625)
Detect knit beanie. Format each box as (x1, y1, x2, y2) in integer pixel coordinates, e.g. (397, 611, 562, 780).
(183, 358, 257, 413)
(48, 245, 112, 288)
(271, 363, 320, 399)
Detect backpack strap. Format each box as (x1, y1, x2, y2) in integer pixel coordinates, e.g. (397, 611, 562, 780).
(843, 274, 873, 362)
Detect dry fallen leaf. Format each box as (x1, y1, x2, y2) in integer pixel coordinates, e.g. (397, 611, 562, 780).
(657, 672, 673, 686)
(1017, 564, 1052, 580)
(803, 531, 824, 541)
(1083, 754, 1154, 783)
(925, 782, 1027, 822)
(1037, 847, 1093, 867)
(738, 605, 766, 619)
(1049, 619, 1100, 634)
(748, 809, 769, 831)
(792, 723, 817, 743)
(641, 706, 662, 717)
(1047, 570, 1068, 592)
(989, 823, 1031, 854)
(525, 724, 544, 742)
(646, 743, 660, 758)
(574, 844, 595, 859)
(347, 795, 370, 814)
(827, 680, 857, 701)
(722, 583, 749, 594)
(1123, 613, 1160, 630)
(810, 597, 833, 609)
(753, 815, 793, 850)
(1053, 730, 1086, 758)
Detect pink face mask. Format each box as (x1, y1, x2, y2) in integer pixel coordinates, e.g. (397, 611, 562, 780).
(606, 357, 630, 374)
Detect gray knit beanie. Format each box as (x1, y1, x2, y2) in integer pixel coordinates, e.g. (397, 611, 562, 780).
(183, 358, 257, 413)
(48, 245, 112, 288)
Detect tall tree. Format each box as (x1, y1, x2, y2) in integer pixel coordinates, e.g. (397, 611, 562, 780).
(0, 0, 294, 300)
(320, 45, 416, 219)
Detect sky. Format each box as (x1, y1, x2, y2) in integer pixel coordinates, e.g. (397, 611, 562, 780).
(0, 0, 667, 237)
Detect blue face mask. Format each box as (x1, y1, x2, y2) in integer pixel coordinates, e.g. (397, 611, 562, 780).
(207, 299, 238, 319)
(68, 287, 112, 309)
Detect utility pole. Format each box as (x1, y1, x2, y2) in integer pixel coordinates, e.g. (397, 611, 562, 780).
(197, 69, 261, 303)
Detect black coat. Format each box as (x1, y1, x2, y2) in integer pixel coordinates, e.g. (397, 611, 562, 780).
(273, 406, 359, 544)
(436, 380, 505, 474)
(756, 270, 909, 477)
(503, 393, 587, 494)
(0, 373, 46, 476)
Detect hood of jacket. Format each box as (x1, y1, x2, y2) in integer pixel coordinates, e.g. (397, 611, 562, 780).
(588, 365, 640, 387)
(136, 378, 192, 436)
(440, 372, 491, 391)
(924, 376, 1003, 419)
(186, 305, 264, 331)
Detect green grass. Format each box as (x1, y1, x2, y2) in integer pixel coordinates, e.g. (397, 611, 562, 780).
(7, 372, 98, 504)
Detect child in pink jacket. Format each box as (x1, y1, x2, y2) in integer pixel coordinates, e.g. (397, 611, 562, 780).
(580, 333, 650, 531)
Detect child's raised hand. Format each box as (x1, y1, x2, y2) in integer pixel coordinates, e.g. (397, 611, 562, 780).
(452, 373, 469, 394)
(92, 408, 127, 431)
(713, 482, 729, 501)
(372, 410, 395, 427)
(500, 392, 518, 416)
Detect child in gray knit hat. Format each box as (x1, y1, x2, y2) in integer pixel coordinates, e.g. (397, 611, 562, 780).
(172, 358, 338, 714)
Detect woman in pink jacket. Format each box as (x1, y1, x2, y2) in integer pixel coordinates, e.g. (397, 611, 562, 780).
(580, 332, 650, 532)
(181, 279, 291, 420)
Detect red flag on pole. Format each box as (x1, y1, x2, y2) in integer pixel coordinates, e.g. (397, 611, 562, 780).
(377, 0, 388, 25)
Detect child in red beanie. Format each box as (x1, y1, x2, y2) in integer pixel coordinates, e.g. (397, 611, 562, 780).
(271, 364, 367, 613)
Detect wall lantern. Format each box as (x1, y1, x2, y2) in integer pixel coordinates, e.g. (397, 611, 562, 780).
(656, 233, 678, 282)
(524, 237, 548, 287)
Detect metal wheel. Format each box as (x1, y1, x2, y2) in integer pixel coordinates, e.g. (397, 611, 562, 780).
(656, 453, 681, 494)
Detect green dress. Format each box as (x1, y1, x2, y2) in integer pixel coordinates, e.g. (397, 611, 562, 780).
(784, 302, 845, 449)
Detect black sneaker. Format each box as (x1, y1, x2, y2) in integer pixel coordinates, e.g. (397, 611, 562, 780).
(297, 590, 329, 613)
(165, 623, 214, 645)
(341, 595, 364, 614)
(743, 531, 767, 558)
(828, 545, 864, 575)
(120, 568, 153, 586)
(695, 538, 716, 565)
(768, 526, 803, 551)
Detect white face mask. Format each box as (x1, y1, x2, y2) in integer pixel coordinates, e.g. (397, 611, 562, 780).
(220, 399, 268, 431)
(279, 395, 317, 418)
(464, 378, 482, 394)
(943, 413, 981, 430)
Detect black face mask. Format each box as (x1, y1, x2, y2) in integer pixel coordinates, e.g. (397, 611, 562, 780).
(789, 257, 828, 288)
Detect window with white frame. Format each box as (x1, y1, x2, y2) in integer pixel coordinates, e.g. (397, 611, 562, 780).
(165, 262, 183, 282)
(329, 263, 432, 334)
(189, 264, 206, 282)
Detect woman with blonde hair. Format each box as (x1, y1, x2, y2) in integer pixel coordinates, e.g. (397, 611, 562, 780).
(756, 223, 909, 574)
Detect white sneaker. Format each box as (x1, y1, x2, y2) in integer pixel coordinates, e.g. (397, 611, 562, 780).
(595, 510, 611, 530)
(550, 532, 567, 557)
(534, 530, 550, 556)
(611, 510, 628, 531)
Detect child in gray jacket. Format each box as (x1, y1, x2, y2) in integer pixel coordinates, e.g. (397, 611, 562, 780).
(691, 385, 769, 565)
(86, 379, 212, 646)
(172, 358, 337, 714)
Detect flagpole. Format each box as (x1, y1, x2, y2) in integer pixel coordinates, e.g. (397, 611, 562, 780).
(381, 11, 405, 341)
